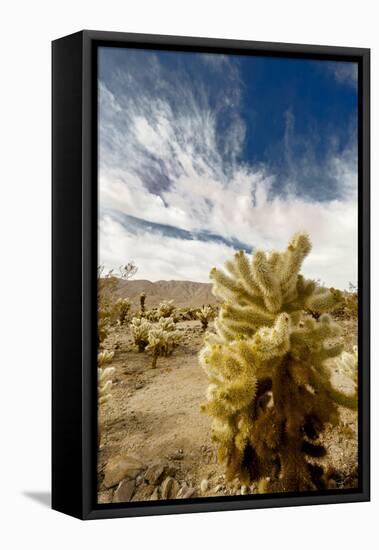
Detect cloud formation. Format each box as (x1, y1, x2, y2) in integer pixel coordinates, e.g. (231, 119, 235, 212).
(98, 49, 358, 289)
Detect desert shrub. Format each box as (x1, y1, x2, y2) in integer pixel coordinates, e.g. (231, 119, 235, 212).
(113, 297, 131, 325)
(199, 233, 357, 492)
(130, 317, 151, 352)
(146, 317, 182, 368)
(157, 299, 176, 318)
(196, 305, 214, 331)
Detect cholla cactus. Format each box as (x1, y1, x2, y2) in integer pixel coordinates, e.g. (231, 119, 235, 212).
(200, 233, 357, 492)
(97, 350, 115, 445)
(113, 298, 131, 325)
(196, 305, 214, 331)
(98, 366, 116, 405)
(98, 349, 114, 368)
(130, 317, 151, 352)
(146, 317, 182, 368)
(157, 316, 176, 332)
(140, 292, 146, 316)
(157, 299, 175, 318)
(98, 305, 111, 345)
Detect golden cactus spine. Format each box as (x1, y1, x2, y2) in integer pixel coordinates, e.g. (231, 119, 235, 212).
(199, 233, 357, 492)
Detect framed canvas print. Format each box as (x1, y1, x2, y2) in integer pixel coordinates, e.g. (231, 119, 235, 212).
(52, 30, 370, 520)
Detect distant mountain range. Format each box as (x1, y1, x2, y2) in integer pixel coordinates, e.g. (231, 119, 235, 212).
(113, 279, 220, 308)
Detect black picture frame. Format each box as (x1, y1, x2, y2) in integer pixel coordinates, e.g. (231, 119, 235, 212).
(52, 30, 370, 520)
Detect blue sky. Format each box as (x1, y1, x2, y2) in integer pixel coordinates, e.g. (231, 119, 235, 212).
(98, 47, 358, 288)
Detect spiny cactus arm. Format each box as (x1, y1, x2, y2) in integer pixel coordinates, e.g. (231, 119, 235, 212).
(210, 267, 254, 305)
(251, 251, 282, 313)
(221, 302, 275, 328)
(200, 342, 259, 419)
(98, 350, 114, 368)
(335, 348, 358, 384)
(213, 317, 240, 342)
(305, 287, 343, 314)
(312, 342, 345, 363)
(311, 363, 358, 410)
(296, 275, 316, 300)
(325, 385, 358, 410)
(279, 233, 312, 299)
(233, 250, 262, 295)
(290, 315, 341, 349)
(249, 313, 291, 361)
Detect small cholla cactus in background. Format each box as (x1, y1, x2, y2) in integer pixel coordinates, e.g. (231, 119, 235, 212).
(140, 292, 146, 316)
(200, 232, 356, 493)
(196, 305, 214, 331)
(97, 350, 115, 445)
(146, 317, 182, 368)
(98, 350, 115, 368)
(113, 297, 131, 325)
(157, 316, 176, 332)
(144, 308, 158, 322)
(98, 366, 116, 405)
(130, 317, 151, 352)
(157, 299, 175, 319)
(98, 306, 111, 345)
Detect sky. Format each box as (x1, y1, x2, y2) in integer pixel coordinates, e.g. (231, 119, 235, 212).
(98, 47, 358, 289)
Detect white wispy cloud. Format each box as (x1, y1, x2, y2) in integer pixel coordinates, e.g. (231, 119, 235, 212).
(325, 61, 358, 88)
(98, 51, 358, 290)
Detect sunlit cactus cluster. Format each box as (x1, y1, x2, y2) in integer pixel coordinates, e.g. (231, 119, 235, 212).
(196, 305, 214, 331)
(157, 299, 175, 318)
(113, 297, 131, 325)
(130, 317, 151, 352)
(130, 315, 182, 367)
(199, 233, 358, 492)
(146, 317, 182, 368)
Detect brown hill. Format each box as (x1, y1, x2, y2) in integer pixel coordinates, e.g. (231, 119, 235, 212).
(113, 279, 219, 309)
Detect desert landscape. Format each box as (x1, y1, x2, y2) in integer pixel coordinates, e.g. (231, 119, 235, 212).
(97, 241, 358, 505)
(96, 48, 359, 505)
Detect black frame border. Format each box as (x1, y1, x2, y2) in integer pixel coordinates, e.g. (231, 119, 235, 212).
(52, 30, 370, 520)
